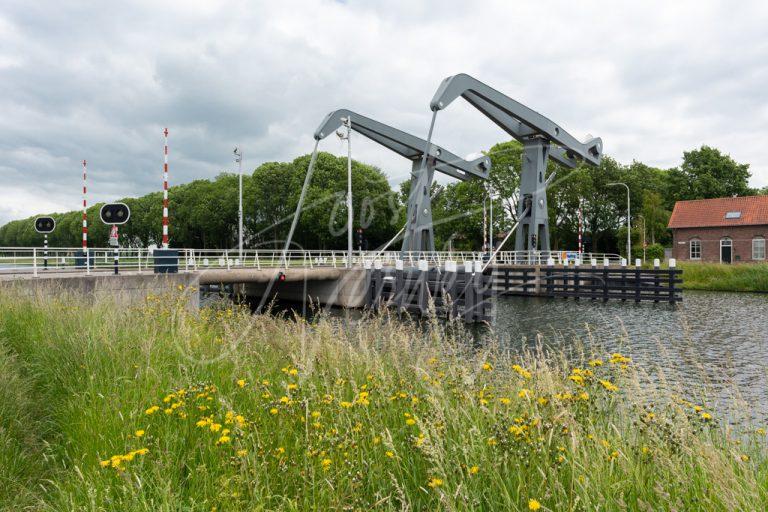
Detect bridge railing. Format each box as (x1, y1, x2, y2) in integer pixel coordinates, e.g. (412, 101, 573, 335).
(0, 247, 624, 276)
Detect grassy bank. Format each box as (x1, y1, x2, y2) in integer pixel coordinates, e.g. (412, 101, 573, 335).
(0, 290, 766, 511)
(678, 262, 768, 292)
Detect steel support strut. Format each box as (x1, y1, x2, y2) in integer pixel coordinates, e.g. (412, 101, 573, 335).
(516, 138, 550, 251)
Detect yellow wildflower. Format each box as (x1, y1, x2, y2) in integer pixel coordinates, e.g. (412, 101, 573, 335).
(512, 364, 532, 379)
(588, 359, 603, 367)
(528, 499, 541, 511)
(385, 450, 394, 458)
(469, 465, 479, 475)
(499, 397, 511, 405)
(427, 477, 443, 488)
(134, 429, 145, 438)
(144, 405, 160, 415)
(518, 389, 532, 399)
(599, 380, 618, 392)
(269, 408, 278, 415)
(321, 458, 332, 471)
(237, 379, 246, 388)
(236, 449, 248, 457)
(482, 362, 493, 371)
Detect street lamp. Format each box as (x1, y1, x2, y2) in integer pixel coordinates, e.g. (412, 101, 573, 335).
(336, 116, 353, 268)
(234, 147, 243, 261)
(637, 214, 646, 264)
(607, 182, 631, 262)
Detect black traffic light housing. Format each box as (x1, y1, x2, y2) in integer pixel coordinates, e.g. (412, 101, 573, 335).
(100, 203, 131, 225)
(34, 216, 56, 233)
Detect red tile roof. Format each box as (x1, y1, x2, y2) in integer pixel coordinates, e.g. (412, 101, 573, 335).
(668, 195, 768, 229)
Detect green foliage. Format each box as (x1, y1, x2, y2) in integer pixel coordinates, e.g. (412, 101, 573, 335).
(667, 146, 754, 204)
(646, 243, 665, 261)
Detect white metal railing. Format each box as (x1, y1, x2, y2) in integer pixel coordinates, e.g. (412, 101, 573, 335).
(0, 247, 623, 276)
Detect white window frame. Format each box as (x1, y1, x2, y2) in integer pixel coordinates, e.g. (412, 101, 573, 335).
(689, 238, 701, 260)
(753, 237, 766, 261)
(720, 237, 733, 263)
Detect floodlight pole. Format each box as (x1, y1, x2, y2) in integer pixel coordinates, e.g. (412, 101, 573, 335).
(234, 147, 243, 262)
(608, 182, 631, 261)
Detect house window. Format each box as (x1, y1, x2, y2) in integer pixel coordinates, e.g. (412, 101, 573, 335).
(725, 211, 742, 219)
(753, 237, 766, 260)
(689, 239, 701, 260)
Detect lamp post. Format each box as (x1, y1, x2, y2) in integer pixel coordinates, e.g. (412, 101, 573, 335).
(234, 147, 243, 261)
(607, 182, 631, 262)
(638, 214, 646, 264)
(336, 117, 353, 268)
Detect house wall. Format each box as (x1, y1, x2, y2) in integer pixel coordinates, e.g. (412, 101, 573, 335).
(672, 226, 768, 263)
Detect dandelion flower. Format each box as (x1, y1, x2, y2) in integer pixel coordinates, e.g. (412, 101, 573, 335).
(528, 498, 542, 510)
(269, 408, 278, 415)
(134, 429, 145, 438)
(518, 389, 532, 399)
(236, 449, 248, 457)
(599, 380, 618, 392)
(482, 362, 493, 371)
(427, 477, 443, 488)
(321, 458, 332, 471)
(145, 406, 160, 415)
(469, 465, 479, 475)
(237, 379, 246, 388)
(701, 412, 712, 421)
(385, 451, 394, 458)
(406, 418, 416, 426)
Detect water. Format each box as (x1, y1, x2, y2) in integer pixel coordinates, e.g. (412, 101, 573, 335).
(490, 291, 768, 424)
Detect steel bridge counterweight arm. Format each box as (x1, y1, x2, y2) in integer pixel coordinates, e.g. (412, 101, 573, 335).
(312, 108, 492, 254)
(429, 73, 603, 167)
(313, 109, 491, 181)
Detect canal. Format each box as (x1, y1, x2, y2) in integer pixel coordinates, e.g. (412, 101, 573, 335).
(491, 291, 768, 424)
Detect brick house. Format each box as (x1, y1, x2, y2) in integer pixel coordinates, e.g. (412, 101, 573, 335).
(668, 195, 768, 263)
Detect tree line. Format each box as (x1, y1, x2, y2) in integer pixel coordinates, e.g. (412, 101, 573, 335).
(0, 142, 760, 256)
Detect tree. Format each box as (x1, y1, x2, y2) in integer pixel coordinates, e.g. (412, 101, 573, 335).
(666, 145, 753, 204)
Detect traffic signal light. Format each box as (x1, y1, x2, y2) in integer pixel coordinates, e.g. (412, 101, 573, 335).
(100, 203, 131, 225)
(34, 216, 56, 233)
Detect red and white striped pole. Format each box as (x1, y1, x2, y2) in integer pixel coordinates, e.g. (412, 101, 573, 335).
(162, 128, 169, 248)
(82, 159, 88, 250)
(577, 204, 583, 255)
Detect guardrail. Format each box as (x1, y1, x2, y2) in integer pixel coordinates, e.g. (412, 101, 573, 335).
(0, 247, 623, 276)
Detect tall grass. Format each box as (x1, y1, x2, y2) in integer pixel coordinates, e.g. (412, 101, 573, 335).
(0, 288, 766, 511)
(679, 262, 768, 292)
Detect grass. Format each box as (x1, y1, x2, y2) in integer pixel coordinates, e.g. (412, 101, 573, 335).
(678, 262, 768, 292)
(0, 288, 766, 511)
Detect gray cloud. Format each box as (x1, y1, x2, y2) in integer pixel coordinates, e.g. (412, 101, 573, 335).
(1, 0, 767, 226)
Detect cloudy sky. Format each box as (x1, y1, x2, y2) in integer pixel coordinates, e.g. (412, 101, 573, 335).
(1, 0, 767, 225)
